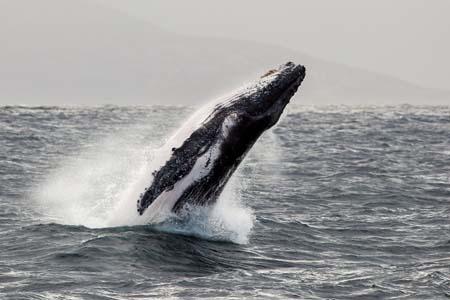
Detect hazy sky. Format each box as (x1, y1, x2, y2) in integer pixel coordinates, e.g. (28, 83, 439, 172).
(97, 0, 450, 90)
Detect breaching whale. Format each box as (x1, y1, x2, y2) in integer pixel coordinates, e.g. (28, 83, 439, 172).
(137, 62, 306, 219)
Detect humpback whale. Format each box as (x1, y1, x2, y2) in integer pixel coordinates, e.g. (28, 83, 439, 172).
(137, 62, 305, 220)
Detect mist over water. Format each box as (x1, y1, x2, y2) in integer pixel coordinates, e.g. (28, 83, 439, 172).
(1, 104, 450, 299)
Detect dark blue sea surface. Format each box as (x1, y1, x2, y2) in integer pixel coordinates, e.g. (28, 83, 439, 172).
(1, 105, 450, 299)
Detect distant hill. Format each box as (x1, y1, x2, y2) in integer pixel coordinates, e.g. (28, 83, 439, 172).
(1, 0, 448, 105)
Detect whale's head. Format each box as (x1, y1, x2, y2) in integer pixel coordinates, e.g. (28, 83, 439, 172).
(218, 62, 306, 131)
(212, 62, 306, 146)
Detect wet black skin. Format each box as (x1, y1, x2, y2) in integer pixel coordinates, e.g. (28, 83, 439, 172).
(137, 62, 306, 215)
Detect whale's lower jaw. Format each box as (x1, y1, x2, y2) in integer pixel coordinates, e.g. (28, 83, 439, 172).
(137, 62, 306, 217)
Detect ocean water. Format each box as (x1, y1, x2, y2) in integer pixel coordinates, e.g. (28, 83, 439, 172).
(1, 104, 450, 299)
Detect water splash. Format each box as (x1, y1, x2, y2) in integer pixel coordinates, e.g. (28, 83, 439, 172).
(153, 177, 254, 244)
(34, 133, 153, 228)
(33, 109, 254, 244)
